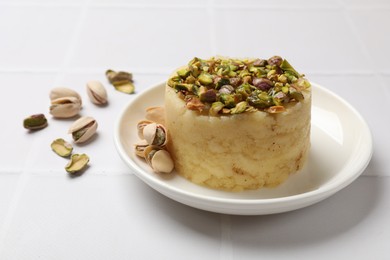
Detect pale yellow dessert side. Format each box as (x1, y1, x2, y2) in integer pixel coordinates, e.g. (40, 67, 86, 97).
(165, 84, 311, 192)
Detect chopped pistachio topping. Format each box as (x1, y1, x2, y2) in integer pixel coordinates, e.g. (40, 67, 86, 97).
(167, 56, 311, 115)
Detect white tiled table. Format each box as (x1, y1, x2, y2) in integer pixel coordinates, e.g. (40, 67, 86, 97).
(1, 0, 389, 259)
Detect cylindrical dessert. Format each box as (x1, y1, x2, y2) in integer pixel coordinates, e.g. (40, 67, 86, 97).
(165, 56, 311, 191)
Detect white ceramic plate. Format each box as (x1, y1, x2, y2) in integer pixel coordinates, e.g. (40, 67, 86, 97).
(114, 82, 373, 215)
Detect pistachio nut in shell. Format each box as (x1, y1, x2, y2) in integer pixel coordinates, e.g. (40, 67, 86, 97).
(68, 116, 98, 143)
(136, 120, 153, 139)
(86, 80, 108, 105)
(145, 106, 165, 125)
(51, 138, 73, 157)
(23, 114, 48, 130)
(144, 146, 174, 174)
(134, 139, 149, 158)
(143, 123, 168, 147)
(50, 87, 82, 105)
(50, 97, 81, 118)
(65, 153, 89, 173)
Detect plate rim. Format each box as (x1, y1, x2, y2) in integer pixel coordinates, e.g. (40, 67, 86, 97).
(114, 81, 373, 211)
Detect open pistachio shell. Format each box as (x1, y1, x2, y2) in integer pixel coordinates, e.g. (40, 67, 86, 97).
(50, 87, 82, 105)
(114, 82, 135, 94)
(145, 106, 165, 125)
(144, 145, 175, 173)
(136, 120, 153, 139)
(50, 97, 81, 118)
(68, 116, 98, 143)
(144, 146, 174, 174)
(106, 70, 133, 85)
(65, 153, 89, 173)
(134, 139, 149, 158)
(51, 138, 73, 157)
(143, 123, 168, 147)
(23, 114, 48, 130)
(86, 80, 108, 105)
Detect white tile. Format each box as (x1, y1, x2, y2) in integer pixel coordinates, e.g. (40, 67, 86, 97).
(92, 0, 208, 5)
(343, 0, 390, 7)
(213, 8, 368, 73)
(69, 7, 213, 70)
(309, 74, 390, 176)
(214, 0, 341, 8)
(0, 73, 56, 171)
(229, 176, 390, 259)
(348, 9, 390, 72)
(0, 173, 20, 226)
(0, 0, 84, 4)
(0, 175, 221, 259)
(0, 6, 81, 69)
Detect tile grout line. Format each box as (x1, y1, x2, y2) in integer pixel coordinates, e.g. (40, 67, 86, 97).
(340, 0, 390, 100)
(0, 0, 91, 256)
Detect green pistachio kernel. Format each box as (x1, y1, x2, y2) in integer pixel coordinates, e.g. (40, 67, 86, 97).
(177, 68, 191, 79)
(198, 73, 213, 86)
(219, 93, 236, 108)
(209, 101, 225, 116)
(190, 64, 201, 77)
(216, 78, 230, 89)
(267, 69, 276, 78)
(186, 75, 196, 84)
(280, 59, 300, 78)
(231, 101, 247, 114)
(175, 83, 193, 92)
(239, 69, 250, 78)
(114, 82, 135, 94)
(23, 114, 48, 130)
(51, 138, 73, 157)
(297, 78, 311, 89)
(65, 153, 89, 174)
(289, 88, 304, 101)
(247, 91, 274, 109)
(278, 74, 288, 83)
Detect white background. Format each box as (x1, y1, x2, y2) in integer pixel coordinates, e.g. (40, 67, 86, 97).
(1, 0, 389, 259)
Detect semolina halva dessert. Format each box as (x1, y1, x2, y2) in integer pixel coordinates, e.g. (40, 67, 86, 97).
(164, 56, 311, 192)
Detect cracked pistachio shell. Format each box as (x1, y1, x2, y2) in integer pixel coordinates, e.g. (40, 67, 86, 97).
(134, 139, 149, 158)
(86, 80, 108, 105)
(50, 97, 81, 118)
(137, 120, 153, 139)
(50, 87, 82, 105)
(65, 153, 89, 173)
(114, 82, 135, 94)
(51, 138, 73, 157)
(106, 70, 133, 85)
(68, 116, 98, 143)
(23, 114, 48, 130)
(143, 123, 168, 147)
(145, 106, 165, 125)
(144, 146, 174, 174)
